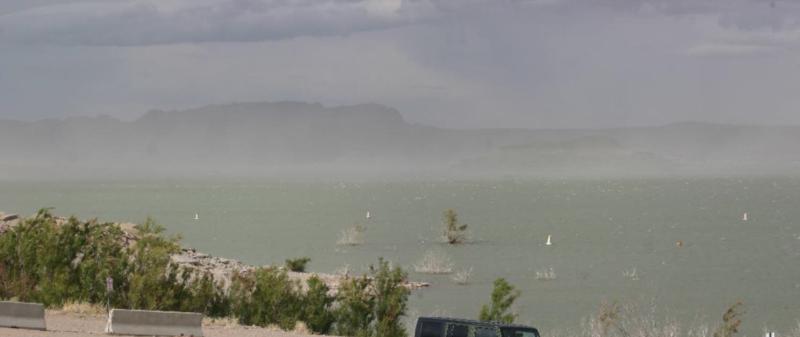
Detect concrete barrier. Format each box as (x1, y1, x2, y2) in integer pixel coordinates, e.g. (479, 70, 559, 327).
(105, 309, 203, 336)
(0, 301, 46, 331)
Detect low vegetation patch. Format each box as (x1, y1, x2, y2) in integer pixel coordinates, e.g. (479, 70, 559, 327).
(337, 224, 366, 246)
(535, 267, 557, 281)
(543, 301, 747, 337)
(413, 249, 454, 274)
(451, 267, 473, 285)
(285, 257, 311, 272)
(0, 210, 411, 337)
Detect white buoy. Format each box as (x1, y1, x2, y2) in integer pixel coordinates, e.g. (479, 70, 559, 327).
(742, 212, 748, 221)
(366, 211, 371, 219)
(545, 234, 552, 246)
(194, 213, 199, 220)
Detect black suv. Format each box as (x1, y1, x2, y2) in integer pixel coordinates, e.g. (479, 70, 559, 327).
(415, 317, 540, 337)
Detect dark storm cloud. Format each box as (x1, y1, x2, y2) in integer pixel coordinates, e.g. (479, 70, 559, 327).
(2, 0, 799, 47)
(2, 0, 800, 128)
(0, 0, 434, 46)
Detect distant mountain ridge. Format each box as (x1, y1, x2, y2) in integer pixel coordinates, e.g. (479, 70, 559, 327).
(1, 102, 798, 178)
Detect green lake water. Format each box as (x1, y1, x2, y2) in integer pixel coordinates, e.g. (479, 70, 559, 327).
(1, 177, 799, 335)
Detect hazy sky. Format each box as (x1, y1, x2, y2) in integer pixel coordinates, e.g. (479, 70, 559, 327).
(1, 0, 799, 129)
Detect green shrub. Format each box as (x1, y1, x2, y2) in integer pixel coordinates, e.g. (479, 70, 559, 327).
(372, 258, 409, 337)
(0, 211, 226, 316)
(479, 278, 519, 323)
(180, 271, 231, 317)
(0, 210, 129, 307)
(232, 267, 304, 330)
(0, 211, 410, 337)
(335, 258, 409, 337)
(335, 274, 375, 337)
(123, 218, 185, 311)
(303, 275, 336, 334)
(285, 257, 311, 272)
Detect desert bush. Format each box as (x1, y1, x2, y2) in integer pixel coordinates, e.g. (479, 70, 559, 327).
(335, 258, 410, 337)
(0, 210, 129, 306)
(231, 267, 304, 330)
(622, 268, 639, 281)
(338, 224, 366, 246)
(535, 267, 557, 281)
(0, 211, 412, 337)
(451, 267, 473, 285)
(0, 210, 230, 316)
(180, 271, 231, 317)
(59, 301, 106, 316)
(123, 218, 187, 311)
(413, 249, 454, 274)
(543, 301, 746, 337)
(285, 257, 311, 272)
(479, 278, 519, 323)
(442, 209, 469, 244)
(372, 258, 410, 337)
(583, 301, 705, 337)
(303, 275, 336, 334)
(335, 274, 375, 337)
(335, 264, 353, 277)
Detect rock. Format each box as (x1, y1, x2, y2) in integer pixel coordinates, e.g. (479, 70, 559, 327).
(1, 213, 18, 221)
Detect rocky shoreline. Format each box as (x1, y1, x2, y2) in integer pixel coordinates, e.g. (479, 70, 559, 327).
(0, 211, 429, 294)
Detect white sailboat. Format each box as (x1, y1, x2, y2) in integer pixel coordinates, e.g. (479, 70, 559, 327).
(545, 234, 552, 246)
(194, 213, 199, 220)
(366, 211, 371, 219)
(742, 212, 748, 221)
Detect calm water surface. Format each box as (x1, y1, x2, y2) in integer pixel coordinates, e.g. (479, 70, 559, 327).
(1, 177, 799, 335)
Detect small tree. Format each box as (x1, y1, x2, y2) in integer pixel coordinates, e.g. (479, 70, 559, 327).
(372, 258, 409, 337)
(479, 278, 520, 323)
(443, 209, 468, 244)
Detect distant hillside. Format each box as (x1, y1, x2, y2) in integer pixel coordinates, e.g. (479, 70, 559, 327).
(1, 102, 798, 179)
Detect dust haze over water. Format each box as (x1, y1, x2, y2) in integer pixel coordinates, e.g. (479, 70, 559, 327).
(2, 1, 800, 179)
(1, 100, 800, 180)
(3, 1, 800, 335)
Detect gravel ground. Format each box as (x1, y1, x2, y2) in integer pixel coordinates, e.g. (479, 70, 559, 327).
(0, 310, 321, 337)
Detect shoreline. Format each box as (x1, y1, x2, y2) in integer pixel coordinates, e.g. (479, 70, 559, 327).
(0, 210, 430, 295)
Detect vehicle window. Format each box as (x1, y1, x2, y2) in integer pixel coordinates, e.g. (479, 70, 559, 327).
(475, 326, 499, 337)
(447, 324, 469, 337)
(501, 329, 539, 337)
(420, 321, 444, 337)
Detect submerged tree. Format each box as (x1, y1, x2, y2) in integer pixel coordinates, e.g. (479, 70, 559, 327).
(713, 302, 744, 337)
(442, 209, 468, 244)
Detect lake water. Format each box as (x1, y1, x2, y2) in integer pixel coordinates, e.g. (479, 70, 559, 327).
(1, 177, 799, 335)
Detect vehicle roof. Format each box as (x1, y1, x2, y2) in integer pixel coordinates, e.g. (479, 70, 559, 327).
(417, 316, 538, 330)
